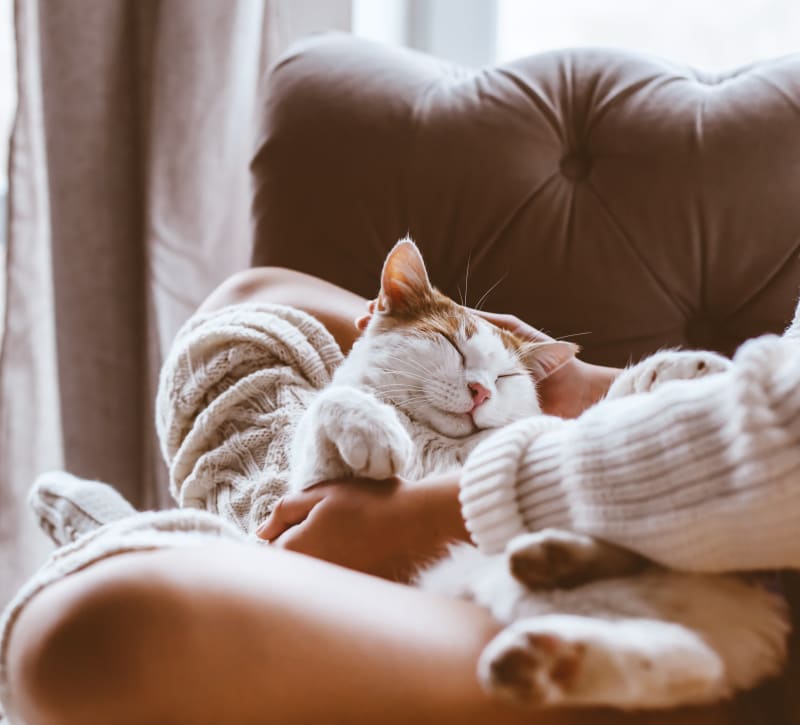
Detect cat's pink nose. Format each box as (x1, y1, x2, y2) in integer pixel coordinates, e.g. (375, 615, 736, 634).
(468, 382, 491, 411)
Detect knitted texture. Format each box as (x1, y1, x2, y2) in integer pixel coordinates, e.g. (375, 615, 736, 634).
(28, 471, 138, 547)
(461, 331, 800, 572)
(155, 303, 343, 533)
(0, 303, 339, 721)
(0, 509, 246, 722)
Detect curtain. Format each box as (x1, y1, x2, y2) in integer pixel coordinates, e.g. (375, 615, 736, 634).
(0, 0, 350, 606)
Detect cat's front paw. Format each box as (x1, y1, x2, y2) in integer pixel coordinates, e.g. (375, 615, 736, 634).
(333, 410, 413, 480)
(312, 386, 413, 481)
(606, 350, 731, 399)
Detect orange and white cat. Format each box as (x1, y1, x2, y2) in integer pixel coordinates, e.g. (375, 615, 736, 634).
(289, 239, 788, 710)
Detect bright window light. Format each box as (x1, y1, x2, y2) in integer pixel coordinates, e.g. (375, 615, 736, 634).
(497, 0, 800, 71)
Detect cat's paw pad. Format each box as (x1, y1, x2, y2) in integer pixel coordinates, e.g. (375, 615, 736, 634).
(607, 350, 731, 398)
(335, 418, 413, 479)
(480, 627, 586, 706)
(507, 529, 604, 590)
(481, 617, 724, 709)
(507, 529, 646, 589)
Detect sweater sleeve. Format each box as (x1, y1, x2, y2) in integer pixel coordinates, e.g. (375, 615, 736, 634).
(155, 303, 343, 534)
(460, 333, 800, 572)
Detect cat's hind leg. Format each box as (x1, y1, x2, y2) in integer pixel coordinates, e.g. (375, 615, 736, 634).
(507, 529, 648, 590)
(605, 349, 731, 399)
(479, 614, 724, 709)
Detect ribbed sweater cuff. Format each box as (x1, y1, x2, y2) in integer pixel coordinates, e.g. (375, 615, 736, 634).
(460, 416, 569, 553)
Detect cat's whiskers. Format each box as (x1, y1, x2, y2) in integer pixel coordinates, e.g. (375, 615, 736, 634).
(456, 251, 473, 307)
(380, 351, 438, 375)
(375, 367, 432, 384)
(392, 395, 432, 408)
(378, 355, 438, 380)
(464, 251, 472, 307)
(474, 271, 509, 311)
(372, 385, 426, 395)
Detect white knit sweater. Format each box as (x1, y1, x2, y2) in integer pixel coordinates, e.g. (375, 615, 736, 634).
(158, 301, 800, 574)
(155, 302, 343, 533)
(460, 330, 800, 572)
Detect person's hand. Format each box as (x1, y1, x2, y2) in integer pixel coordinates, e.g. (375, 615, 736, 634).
(256, 474, 469, 582)
(356, 301, 620, 419)
(472, 310, 620, 418)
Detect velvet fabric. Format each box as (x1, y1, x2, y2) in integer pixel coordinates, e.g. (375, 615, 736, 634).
(253, 34, 800, 367)
(251, 34, 800, 723)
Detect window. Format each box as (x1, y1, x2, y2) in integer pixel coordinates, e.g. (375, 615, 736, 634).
(353, 0, 800, 70)
(496, 0, 800, 71)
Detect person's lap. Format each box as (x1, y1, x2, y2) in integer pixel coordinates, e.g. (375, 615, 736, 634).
(4, 268, 739, 724)
(6, 543, 737, 725)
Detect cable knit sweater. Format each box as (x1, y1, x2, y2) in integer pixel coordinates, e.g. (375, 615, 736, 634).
(4, 300, 800, 723)
(155, 303, 343, 533)
(156, 300, 800, 572)
(461, 330, 800, 572)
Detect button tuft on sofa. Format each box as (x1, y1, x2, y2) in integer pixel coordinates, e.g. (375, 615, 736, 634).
(559, 151, 592, 181)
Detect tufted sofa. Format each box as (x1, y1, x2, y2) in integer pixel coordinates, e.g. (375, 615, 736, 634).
(252, 33, 800, 367)
(251, 33, 800, 723)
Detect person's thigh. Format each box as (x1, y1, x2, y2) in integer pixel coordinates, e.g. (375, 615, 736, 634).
(199, 266, 368, 353)
(7, 544, 736, 725)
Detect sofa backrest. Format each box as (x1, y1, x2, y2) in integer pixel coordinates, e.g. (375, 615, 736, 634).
(252, 33, 800, 366)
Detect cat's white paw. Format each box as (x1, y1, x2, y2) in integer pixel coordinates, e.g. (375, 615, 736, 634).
(297, 385, 413, 483)
(334, 411, 413, 479)
(606, 350, 731, 399)
(479, 615, 724, 709)
(481, 625, 585, 705)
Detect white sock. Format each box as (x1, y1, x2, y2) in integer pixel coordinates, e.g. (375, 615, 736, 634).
(29, 471, 138, 547)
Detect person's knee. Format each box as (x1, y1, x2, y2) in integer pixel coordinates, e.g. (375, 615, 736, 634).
(7, 556, 180, 725)
(199, 266, 310, 312)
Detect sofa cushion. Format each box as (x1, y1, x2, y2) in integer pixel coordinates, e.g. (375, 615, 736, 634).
(252, 33, 800, 366)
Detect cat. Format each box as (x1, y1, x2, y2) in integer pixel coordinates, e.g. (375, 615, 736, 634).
(289, 238, 789, 710)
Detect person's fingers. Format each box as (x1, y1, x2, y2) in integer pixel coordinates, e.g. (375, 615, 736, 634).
(354, 298, 380, 330)
(271, 499, 336, 559)
(472, 309, 520, 330)
(472, 309, 554, 343)
(271, 521, 318, 556)
(256, 491, 323, 541)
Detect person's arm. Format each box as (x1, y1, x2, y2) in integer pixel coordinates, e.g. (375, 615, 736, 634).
(472, 310, 621, 419)
(258, 473, 469, 582)
(256, 306, 620, 577)
(461, 332, 800, 572)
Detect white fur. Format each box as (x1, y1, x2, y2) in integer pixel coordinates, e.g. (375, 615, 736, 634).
(606, 349, 733, 398)
(289, 316, 540, 489)
(417, 539, 788, 708)
(289, 256, 789, 709)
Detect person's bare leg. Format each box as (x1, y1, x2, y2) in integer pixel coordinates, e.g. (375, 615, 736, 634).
(7, 545, 735, 725)
(199, 266, 368, 353)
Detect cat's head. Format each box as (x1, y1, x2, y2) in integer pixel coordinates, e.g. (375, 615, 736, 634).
(356, 238, 577, 438)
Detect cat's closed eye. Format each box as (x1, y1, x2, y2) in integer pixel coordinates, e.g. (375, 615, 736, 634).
(439, 332, 465, 364)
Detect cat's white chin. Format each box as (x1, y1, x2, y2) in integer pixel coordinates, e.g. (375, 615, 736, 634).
(424, 409, 476, 438)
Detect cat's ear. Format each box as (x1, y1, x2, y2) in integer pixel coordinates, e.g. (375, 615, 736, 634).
(378, 238, 433, 314)
(521, 341, 579, 381)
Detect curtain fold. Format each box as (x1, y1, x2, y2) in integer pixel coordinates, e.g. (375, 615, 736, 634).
(0, 0, 335, 605)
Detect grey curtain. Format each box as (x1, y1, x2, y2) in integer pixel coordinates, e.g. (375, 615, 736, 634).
(0, 0, 350, 606)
